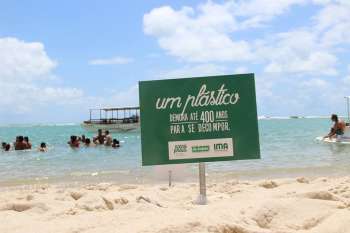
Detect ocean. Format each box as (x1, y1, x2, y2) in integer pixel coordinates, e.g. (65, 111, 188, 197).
(0, 118, 350, 186)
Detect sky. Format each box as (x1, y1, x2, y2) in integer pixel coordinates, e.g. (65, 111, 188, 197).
(0, 0, 349, 123)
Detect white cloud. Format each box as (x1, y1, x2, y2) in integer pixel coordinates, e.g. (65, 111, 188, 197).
(87, 85, 139, 110)
(89, 56, 133, 65)
(264, 50, 338, 75)
(143, 1, 310, 63)
(234, 66, 248, 74)
(158, 63, 229, 79)
(301, 78, 329, 89)
(0, 37, 57, 82)
(108, 85, 139, 107)
(144, 1, 350, 77)
(0, 37, 84, 113)
(258, 24, 339, 76)
(143, 3, 253, 62)
(144, 0, 350, 116)
(232, 0, 306, 28)
(257, 1, 350, 76)
(313, 1, 350, 31)
(343, 76, 350, 85)
(314, 1, 350, 47)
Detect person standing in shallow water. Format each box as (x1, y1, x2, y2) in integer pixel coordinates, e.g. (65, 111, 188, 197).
(24, 136, 32, 149)
(15, 136, 27, 150)
(68, 135, 80, 148)
(93, 129, 105, 145)
(105, 130, 112, 146)
(324, 114, 346, 139)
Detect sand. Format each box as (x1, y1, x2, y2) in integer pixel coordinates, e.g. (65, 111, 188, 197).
(1, 176, 350, 233)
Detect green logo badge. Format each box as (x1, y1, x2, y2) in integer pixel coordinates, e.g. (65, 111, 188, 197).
(192, 145, 210, 153)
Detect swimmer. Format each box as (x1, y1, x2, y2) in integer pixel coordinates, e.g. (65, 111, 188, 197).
(81, 135, 86, 143)
(112, 139, 120, 148)
(38, 142, 48, 152)
(1, 142, 6, 150)
(84, 138, 94, 147)
(68, 135, 79, 148)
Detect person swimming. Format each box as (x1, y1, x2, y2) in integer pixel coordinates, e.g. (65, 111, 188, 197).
(38, 142, 47, 152)
(324, 114, 346, 139)
(84, 138, 94, 147)
(1, 142, 6, 150)
(4, 144, 10, 151)
(81, 135, 86, 143)
(68, 135, 80, 148)
(112, 139, 120, 148)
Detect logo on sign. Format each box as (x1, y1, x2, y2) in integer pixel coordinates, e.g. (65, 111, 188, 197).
(214, 143, 229, 151)
(174, 144, 187, 154)
(192, 145, 210, 153)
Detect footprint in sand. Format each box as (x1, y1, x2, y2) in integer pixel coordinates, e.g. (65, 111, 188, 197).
(296, 177, 309, 184)
(118, 184, 138, 191)
(0, 202, 48, 212)
(114, 197, 128, 205)
(70, 192, 84, 201)
(207, 224, 253, 233)
(136, 195, 164, 208)
(158, 222, 202, 233)
(303, 191, 339, 201)
(259, 180, 278, 189)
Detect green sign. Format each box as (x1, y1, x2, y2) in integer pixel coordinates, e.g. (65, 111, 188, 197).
(139, 73, 260, 166)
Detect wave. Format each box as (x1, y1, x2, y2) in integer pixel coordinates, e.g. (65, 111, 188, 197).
(258, 115, 334, 120)
(0, 123, 79, 128)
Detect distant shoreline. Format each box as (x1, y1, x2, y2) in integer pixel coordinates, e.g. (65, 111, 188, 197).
(0, 116, 342, 127)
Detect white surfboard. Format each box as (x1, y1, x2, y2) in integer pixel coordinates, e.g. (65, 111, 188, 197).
(316, 136, 350, 144)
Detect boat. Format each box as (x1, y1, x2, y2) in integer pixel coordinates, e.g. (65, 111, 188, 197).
(81, 107, 140, 132)
(316, 96, 350, 144)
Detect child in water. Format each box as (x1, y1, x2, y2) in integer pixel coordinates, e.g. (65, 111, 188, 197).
(38, 142, 47, 152)
(84, 138, 95, 147)
(5, 144, 10, 151)
(1, 142, 6, 150)
(112, 139, 120, 148)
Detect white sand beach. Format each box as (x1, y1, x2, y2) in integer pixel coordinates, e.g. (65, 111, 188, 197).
(1, 176, 350, 233)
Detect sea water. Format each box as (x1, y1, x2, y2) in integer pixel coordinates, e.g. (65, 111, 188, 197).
(0, 118, 350, 185)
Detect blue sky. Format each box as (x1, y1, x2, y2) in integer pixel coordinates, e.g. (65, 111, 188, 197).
(0, 0, 349, 123)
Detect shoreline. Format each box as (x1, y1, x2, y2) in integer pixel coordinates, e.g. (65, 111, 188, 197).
(1, 175, 350, 233)
(1, 164, 349, 188)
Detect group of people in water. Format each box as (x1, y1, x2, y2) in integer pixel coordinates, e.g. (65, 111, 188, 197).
(1, 136, 47, 152)
(1, 129, 120, 152)
(1, 114, 346, 152)
(68, 129, 120, 148)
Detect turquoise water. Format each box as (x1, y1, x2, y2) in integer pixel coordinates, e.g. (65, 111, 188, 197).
(1, 118, 350, 185)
